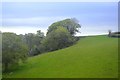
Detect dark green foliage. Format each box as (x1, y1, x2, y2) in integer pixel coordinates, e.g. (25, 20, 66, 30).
(42, 26, 74, 51)
(43, 18, 81, 52)
(37, 30, 44, 38)
(2, 33, 28, 72)
(24, 33, 36, 51)
(2, 18, 81, 73)
(29, 46, 40, 56)
(24, 30, 44, 56)
(2, 30, 45, 72)
(47, 18, 81, 36)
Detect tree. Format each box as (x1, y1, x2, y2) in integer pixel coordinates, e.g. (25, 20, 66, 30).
(42, 26, 73, 51)
(108, 30, 112, 37)
(2, 32, 28, 72)
(41, 18, 81, 52)
(47, 18, 81, 36)
(36, 30, 44, 38)
(24, 33, 35, 51)
(24, 30, 44, 56)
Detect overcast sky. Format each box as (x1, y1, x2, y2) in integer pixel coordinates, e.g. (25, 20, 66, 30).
(0, 2, 118, 36)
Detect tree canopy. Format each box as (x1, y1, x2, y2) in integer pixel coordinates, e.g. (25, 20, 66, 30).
(2, 33, 28, 72)
(47, 18, 81, 36)
(2, 18, 81, 72)
(42, 26, 73, 51)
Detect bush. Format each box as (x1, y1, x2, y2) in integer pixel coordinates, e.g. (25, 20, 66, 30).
(42, 26, 73, 52)
(2, 32, 28, 72)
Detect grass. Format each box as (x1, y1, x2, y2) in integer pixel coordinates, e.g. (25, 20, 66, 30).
(3, 35, 118, 78)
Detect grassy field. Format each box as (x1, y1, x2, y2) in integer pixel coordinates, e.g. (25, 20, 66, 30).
(3, 35, 118, 78)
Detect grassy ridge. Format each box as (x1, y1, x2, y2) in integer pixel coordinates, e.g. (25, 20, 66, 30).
(3, 35, 118, 78)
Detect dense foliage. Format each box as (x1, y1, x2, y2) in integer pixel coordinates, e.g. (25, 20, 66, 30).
(2, 33, 28, 72)
(23, 30, 44, 56)
(42, 26, 74, 51)
(42, 18, 81, 52)
(2, 18, 81, 72)
(47, 18, 81, 36)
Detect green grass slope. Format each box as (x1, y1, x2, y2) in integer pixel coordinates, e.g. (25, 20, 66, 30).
(3, 35, 118, 78)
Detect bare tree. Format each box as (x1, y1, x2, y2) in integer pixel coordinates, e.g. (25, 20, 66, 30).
(108, 30, 112, 37)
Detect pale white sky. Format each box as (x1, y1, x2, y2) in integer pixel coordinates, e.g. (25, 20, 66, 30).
(0, 1, 118, 36)
(1, 0, 119, 2)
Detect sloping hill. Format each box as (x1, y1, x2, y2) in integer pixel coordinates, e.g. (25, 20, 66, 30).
(3, 35, 118, 78)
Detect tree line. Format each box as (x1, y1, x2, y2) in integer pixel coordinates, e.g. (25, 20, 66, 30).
(2, 18, 81, 72)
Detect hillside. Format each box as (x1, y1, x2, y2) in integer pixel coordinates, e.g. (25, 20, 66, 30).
(3, 35, 118, 78)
